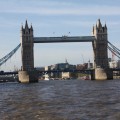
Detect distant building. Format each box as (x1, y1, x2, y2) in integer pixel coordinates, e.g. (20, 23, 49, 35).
(36, 60, 94, 79)
(61, 72, 70, 79)
(45, 61, 76, 78)
(45, 66, 51, 71)
(117, 60, 120, 68)
(109, 59, 120, 76)
(35, 67, 45, 71)
(61, 72, 77, 79)
(76, 62, 93, 70)
(109, 61, 117, 68)
(108, 58, 120, 68)
(50, 62, 76, 71)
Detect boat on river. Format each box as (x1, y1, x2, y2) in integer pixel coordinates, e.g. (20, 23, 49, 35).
(44, 75, 53, 80)
(44, 75, 50, 80)
(83, 76, 90, 80)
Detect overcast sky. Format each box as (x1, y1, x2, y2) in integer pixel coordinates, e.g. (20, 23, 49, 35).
(0, 0, 120, 71)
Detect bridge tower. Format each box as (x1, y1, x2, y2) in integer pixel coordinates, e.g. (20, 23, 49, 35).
(92, 19, 113, 80)
(18, 21, 38, 83)
(21, 20, 34, 71)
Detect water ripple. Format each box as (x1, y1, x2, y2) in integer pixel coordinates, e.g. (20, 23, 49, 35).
(0, 80, 120, 120)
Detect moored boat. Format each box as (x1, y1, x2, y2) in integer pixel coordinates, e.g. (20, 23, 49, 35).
(83, 76, 90, 80)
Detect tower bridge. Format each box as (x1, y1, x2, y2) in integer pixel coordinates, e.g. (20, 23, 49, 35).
(18, 19, 113, 83)
(2, 19, 120, 83)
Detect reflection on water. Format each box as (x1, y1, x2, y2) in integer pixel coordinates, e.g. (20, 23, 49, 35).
(0, 80, 120, 120)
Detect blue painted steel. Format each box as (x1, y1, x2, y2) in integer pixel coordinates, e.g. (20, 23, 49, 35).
(0, 68, 119, 76)
(0, 44, 21, 66)
(108, 41, 120, 59)
(34, 36, 95, 43)
(0, 71, 18, 75)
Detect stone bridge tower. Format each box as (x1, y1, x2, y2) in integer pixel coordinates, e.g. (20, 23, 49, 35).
(21, 20, 34, 71)
(18, 21, 38, 83)
(92, 19, 113, 80)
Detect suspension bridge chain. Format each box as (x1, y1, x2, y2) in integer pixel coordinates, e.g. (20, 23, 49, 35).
(107, 44, 120, 57)
(107, 46, 120, 59)
(0, 44, 21, 66)
(108, 41, 120, 59)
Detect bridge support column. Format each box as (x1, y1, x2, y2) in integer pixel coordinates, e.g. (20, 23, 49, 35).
(18, 71, 38, 83)
(19, 21, 39, 83)
(92, 19, 113, 80)
(90, 70, 95, 80)
(95, 68, 113, 80)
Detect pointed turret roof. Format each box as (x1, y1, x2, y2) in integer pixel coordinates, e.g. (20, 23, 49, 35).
(30, 24, 33, 31)
(25, 20, 29, 29)
(96, 23, 97, 27)
(97, 19, 102, 28)
(104, 23, 107, 29)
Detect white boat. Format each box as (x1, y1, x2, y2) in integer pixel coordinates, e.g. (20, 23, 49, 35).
(44, 75, 51, 81)
(44, 77, 50, 81)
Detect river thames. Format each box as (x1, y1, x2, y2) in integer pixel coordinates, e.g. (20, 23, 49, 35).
(0, 79, 120, 120)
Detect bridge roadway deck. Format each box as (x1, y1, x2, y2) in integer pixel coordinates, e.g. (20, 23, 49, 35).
(0, 68, 120, 75)
(0, 70, 93, 75)
(40, 69, 93, 74)
(34, 36, 95, 43)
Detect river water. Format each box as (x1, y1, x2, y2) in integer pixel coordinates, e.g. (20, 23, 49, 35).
(0, 79, 120, 120)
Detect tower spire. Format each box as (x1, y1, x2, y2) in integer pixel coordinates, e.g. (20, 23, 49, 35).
(97, 19, 102, 28)
(25, 20, 29, 29)
(105, 22, 107, 29)
(30, 23, 33, 31)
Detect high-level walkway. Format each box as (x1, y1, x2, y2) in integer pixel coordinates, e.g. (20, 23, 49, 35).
(34, 36, 95, 43)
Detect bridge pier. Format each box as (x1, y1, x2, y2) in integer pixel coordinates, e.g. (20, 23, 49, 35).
(18, 71, 38, 83)
(95, 68, 113, 80)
